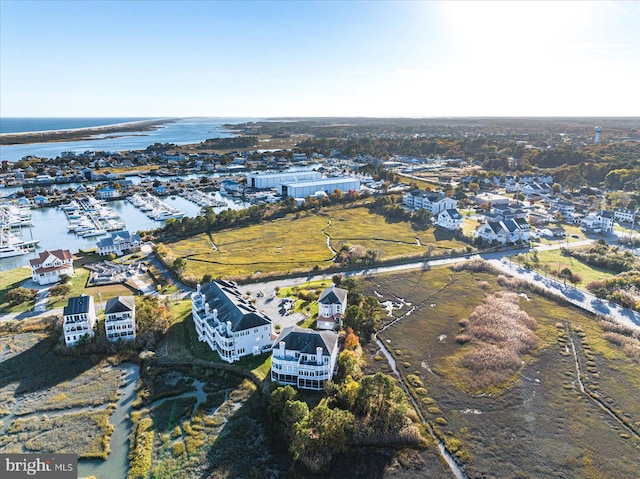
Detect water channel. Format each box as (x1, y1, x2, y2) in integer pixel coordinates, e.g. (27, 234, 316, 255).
(78, 363, 139, 479)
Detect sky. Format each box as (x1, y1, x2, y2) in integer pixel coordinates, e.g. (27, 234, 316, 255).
(1, 0, 639, 118)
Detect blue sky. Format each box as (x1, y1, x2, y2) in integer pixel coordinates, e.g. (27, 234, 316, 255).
(1, 1, 638, 117)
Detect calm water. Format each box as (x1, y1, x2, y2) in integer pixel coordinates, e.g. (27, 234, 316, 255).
(0, 192, 250, 271)
(0, 117, 255, 162)
(0, 117, 157, 134)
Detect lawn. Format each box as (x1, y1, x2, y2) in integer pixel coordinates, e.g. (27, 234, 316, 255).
(533, 249, 616, 286)
(164, 205, 469, 281)
(361, 266, 640, 479)
(0, 267, 34, 313)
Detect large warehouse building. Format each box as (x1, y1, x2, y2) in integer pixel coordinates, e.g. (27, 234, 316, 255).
(278, 177, 361, 198)
(248, 171, 322, 189)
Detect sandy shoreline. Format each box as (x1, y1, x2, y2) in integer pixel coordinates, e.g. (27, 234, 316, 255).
(0, 118, 178, 145)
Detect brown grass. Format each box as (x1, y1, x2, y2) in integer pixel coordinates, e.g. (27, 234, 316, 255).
(457, 292, 538, 389)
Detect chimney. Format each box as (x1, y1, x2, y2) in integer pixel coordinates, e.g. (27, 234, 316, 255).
(213, 308, 218, 321)
(204, 302, 210, 316)
(279, 341, 285, 357)
(316, 346, 323, 365)
(226, 321, 232, 335)
(197, 283, 201, 293)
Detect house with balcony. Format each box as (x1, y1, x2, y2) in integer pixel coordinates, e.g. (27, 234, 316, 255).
(271, 326, 339, 390)
(29, 249, 74, 285)
(97, 230, 142, 256)
(191, 281, 272, 363)
(317, 285, 348, 330)
(614, 208, 636, 223)
(104, 296, 136, 342)
(581, 210, 614, 233)
(403, 190, 457, 215)
(63, 295, 97, 346)
(435, 208, 463, 231)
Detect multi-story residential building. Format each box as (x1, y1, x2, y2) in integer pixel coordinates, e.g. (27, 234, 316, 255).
(317, 285, 348, 330)
(581, 210, 614, 233)
(29, 249, 74, 285)
(271, 326, 339, 390)
(97, 231, 142, 256)
(435, 209, 463, 230)
(475, 218, 530, 245)
(104, 296, 136, 342)
(192, 281, 272, 363)
(63, 295, 97, 346)
(403, 190, 457, 215)
(614, 208, 636, 223)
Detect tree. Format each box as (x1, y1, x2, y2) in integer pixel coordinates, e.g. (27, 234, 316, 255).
(6, 287, 37, 306)
(172, 257, 186, 273)
(354, 373, 407, 434)
(58, 273, 71, 284)
(337, 350, 363, 381)
(343, 305, 366, 336)
(331, 274, 343, 287)
(135, 296, 172, 340)
(559, 267, 573, 285)
(50, 283, 72, 297)
(468, 182, 480, 194)
(290, 402, 354, 472)
(552, 183, 562, 194)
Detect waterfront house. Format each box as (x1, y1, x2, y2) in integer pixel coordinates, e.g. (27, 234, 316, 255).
(317, 284, 348, 330)
(191, 281, 272, 363)
(97, 231, 142, 256)
(63, 295, 97, 346)
(97, 187, 119, 199)
(436, 208, 463, 231)
(30, 249, 74, 285)
(271, 326, 339, 390)
(104, 296, 136, 342)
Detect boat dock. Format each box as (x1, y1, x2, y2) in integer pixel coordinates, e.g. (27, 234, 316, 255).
(62, 196, 126, 237)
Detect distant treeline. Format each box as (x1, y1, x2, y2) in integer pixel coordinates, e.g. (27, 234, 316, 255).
(198, 136, 258, 150)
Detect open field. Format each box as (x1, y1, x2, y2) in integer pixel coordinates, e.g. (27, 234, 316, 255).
(532, 249, 616, 286)
(361, 266, 640, 478)
(0, 267, 35, 313)
(163, 205, 469, 280)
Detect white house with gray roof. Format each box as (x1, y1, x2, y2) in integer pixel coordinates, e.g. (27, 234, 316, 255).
(191, 281, 272, 363)
(317, 284, 348, 330)
(63, 295, 97, 346)
(104, 296, 136, 342)
(436, 208, 463, 230)
(404, 190, 457, 215)
(271, 326, 339, 390)
(97, 231, 141, 256)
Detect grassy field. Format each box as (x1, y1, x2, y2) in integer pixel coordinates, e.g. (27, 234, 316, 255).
(164, 205, 469, 280)
(532, 249, 616, 286)
(0, 267, 35, 313)
(361, 266, 640, 478)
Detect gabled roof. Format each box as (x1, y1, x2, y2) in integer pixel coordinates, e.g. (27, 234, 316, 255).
(63, 295, 93, 316)
(200, 281, 271, 331)
(104, 296, 135, 314)
(318, 286, 348, 305)
(441, 209, 461, 219)
(275, 325, 338, 356)
(97, 231, 141, 248)
(29, 249, 72, 266)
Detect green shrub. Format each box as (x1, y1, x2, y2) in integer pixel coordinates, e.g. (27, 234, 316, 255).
(172, 441, 186, 457)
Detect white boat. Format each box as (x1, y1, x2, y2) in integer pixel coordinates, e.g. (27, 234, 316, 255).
(0, 228, 40, 257)
(82, 229, 107, 237)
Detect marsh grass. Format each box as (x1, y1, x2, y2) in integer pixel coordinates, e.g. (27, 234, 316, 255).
(2, 410, 113, 459)
(363, 266, 640, 478)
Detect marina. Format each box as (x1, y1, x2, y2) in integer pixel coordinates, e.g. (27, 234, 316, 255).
(127, 193, 185, 221)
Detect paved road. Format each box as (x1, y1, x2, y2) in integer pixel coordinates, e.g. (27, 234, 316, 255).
(489, 259, 640, 331)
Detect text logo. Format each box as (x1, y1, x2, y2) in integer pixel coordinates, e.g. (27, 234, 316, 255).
(1, 454, 77, 478)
